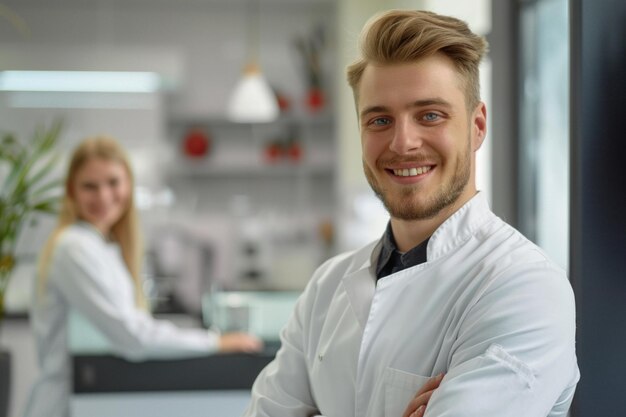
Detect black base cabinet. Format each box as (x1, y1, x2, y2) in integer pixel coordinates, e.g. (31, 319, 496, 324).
(73, 351, 275, 394)
(0, 350, 11, 417)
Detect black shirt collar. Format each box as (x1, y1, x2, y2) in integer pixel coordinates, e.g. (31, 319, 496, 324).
(376, 222, 430, 280)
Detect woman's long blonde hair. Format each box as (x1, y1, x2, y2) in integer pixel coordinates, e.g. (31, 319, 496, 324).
(37, 136, 147, 309)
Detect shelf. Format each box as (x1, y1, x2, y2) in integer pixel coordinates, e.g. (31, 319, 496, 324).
(167, 160, 334, 178)
(168, 112, 335, 129)
(166, 110, 336, 181)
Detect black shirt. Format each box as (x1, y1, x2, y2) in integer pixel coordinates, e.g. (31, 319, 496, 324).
(376, 222, 430, 280)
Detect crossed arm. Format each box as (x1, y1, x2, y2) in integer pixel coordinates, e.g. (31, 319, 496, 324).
(404, 262, 579, 417)
(402, 374, 445, 417)
(245, 261, 579, 416)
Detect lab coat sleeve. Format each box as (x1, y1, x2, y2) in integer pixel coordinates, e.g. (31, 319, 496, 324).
(49, 235, 219, 360)
(424, 260, 579, 417)
(242, 264, 327, 417)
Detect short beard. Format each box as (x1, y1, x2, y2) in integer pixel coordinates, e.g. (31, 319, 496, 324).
(364, 139, 471, 221)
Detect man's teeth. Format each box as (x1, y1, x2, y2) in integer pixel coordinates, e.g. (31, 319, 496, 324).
(393, 166, 432, 177)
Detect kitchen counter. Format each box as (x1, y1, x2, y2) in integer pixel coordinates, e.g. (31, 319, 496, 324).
(73, 345, 278, 393)
(71, 344, 279, 417)
(71, 390, 253, 417)
(68, 294, 290, 417)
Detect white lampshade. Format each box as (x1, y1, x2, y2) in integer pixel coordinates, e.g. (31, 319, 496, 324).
(227, 64, 279, 123)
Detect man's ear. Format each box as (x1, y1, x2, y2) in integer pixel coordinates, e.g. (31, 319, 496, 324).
(472, 102, 487, 151)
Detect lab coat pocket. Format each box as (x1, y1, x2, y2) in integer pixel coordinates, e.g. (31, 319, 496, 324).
(384, 367, 431, 417)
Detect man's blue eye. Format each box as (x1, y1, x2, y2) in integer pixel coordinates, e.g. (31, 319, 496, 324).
(372, 118, 390, 126)
(423, 113, 439, 122)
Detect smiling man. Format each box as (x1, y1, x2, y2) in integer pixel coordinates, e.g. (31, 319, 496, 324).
(243, 10, 579, 417)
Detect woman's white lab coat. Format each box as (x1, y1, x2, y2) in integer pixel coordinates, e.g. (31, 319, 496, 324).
(23, 222, 219, 417)
(244, 193, 579, 417)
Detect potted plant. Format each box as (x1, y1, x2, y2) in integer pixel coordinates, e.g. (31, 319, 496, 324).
(0, 121, 63, 417)
(295, 24, 327, 113)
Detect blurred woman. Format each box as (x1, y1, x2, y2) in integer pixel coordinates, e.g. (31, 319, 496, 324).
(23, 136, 261, 417)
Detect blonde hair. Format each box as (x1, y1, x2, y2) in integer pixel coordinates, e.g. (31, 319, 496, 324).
(347, 9, 488, 108)
(37, 136, 146, 309)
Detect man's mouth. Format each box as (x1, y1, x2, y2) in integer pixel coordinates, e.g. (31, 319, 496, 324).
(391, 165, 433, 177)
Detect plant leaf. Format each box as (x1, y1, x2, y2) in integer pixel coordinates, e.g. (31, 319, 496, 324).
(25, 154, 61, 190)
(1, 156, 26, 198)
(30, 178, 63, 201)
(31, 198, 60, 214)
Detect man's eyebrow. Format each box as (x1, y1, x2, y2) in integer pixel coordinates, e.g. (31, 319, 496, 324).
(359, 105, 388, 120)
(359, 98, 452, 119)
(409, 98, 452, 109)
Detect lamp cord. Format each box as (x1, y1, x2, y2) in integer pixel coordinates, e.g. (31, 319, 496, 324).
(246, 0, 261, 66)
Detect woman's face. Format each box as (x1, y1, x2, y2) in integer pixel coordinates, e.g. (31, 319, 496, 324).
(72, 158, 132, 234)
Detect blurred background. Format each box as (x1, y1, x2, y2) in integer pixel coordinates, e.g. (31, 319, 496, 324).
(1, 0, 625, 416)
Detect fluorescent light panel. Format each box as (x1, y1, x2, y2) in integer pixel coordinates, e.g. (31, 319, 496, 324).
(0, 71, 161, 93)
(8, 92, 158, 109)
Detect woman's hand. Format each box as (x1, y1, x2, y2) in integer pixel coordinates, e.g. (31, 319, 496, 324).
(401, 373, 445, 417)
(218, 332, 264, 353)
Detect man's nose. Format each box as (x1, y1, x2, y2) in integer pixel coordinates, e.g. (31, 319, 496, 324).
(388, 117, 423, 154)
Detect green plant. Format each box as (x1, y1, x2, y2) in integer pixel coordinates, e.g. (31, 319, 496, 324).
(0, 121, 63, 319)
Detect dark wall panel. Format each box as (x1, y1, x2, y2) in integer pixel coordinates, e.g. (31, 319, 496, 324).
(570, 0, 626, 415)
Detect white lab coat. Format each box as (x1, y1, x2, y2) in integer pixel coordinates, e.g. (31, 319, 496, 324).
(23, 222, 219, 417)
(244, 193, 579, 417)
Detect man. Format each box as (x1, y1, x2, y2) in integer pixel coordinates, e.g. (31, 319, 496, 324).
(243, 9, 579, 417)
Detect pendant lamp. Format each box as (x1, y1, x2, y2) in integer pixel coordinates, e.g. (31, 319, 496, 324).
(227, 0, 279, 123)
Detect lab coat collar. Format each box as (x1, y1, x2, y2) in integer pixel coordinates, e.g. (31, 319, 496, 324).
(339, 193, 494, 330)
(427, 192, 494, 262)
(342, 192, 493, 277)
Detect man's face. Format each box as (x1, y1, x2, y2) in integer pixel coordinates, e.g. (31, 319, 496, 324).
(357, 54, 486, 221)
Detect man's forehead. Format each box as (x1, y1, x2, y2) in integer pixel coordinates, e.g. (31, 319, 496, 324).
(356, 59, 466, 112)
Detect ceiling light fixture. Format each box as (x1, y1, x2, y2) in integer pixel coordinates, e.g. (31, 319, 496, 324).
(227, 0, 278, 123)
